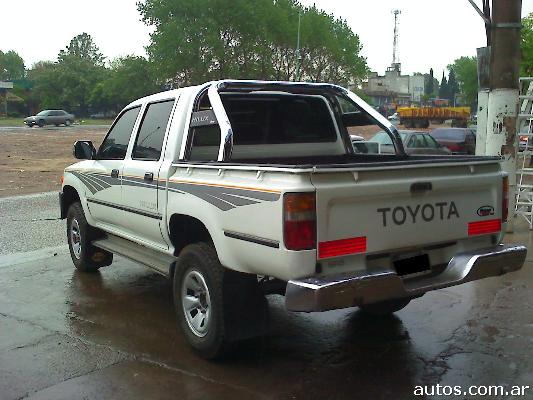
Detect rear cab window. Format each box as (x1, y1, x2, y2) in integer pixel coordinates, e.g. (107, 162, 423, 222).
(132, 99, 175, 161)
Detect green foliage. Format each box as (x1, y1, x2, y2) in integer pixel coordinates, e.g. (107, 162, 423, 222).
(424, 68, 434, 97)
(439, 72, 448, 99)
(447, 56, 477, 106)
(58, 33, 105, 66)
(522, 13, 533, 76)
(0, 50, 25, 81)
(90, 56, 159, 112)
(137, 0, 368, 86)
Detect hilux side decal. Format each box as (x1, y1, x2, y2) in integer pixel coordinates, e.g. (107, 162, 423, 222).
(66, 171, 280, 211)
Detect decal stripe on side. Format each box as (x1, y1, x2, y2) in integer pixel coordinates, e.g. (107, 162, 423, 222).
(87, 198, 162, 220)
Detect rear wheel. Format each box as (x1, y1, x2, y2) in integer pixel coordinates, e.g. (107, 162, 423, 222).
(173, 243, 267, 359)
(67, 202, 112, 272)
(359, 298, 411, 315)
(65, 119, 72, 126)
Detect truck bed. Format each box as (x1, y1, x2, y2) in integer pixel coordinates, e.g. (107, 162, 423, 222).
(178, 154, 501, 170)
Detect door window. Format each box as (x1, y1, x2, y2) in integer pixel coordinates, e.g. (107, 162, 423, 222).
(415, 134, 426, 148)
(132, 100, 175, 161)
(424, 135, 438, 148)
(97, 106, 141, 160)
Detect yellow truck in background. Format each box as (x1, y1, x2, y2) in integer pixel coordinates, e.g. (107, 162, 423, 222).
(397, 106, 471, 128)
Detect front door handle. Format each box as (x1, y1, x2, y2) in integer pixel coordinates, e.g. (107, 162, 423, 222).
(111, 169, 119, 179)
(144, 172, 154, 182)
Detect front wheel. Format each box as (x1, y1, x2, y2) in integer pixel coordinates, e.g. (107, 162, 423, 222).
(359, 298, 411, 315)
(173, 243, 267, 359)
(37, 120, 45, 127)
(67, 202, 112, 272)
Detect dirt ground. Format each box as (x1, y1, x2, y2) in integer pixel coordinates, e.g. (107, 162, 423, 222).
(0, 126, 107, 198)
(0, 123, 441, 198)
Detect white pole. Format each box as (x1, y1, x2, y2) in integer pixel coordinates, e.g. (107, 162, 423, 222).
(485, 88, 519, 232)
(475, 90, 489, 155)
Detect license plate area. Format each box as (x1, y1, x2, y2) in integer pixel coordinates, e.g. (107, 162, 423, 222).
(393, 253, 431, 277)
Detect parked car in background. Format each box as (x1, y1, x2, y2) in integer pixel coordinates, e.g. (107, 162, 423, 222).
(369, 130, 451, 155)
(350, 134, 380, 154)
(430, 127, 476, 155)
(24, 110, 74, 127)
(388, 112, 400, 126)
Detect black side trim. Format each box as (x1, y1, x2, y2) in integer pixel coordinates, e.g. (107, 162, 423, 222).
(224, 230, 279, 248)
(87, 198, 162, 220)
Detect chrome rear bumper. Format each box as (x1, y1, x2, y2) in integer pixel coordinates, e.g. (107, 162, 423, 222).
(285, 244, 527, 312)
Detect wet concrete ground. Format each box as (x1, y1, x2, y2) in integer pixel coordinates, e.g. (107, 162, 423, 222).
(0, 194, 532, 399)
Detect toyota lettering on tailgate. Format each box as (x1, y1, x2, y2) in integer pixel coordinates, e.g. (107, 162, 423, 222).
(377, 201, 460, 227)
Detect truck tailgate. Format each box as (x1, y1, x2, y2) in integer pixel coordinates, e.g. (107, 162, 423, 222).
(310, 163, 503, 259)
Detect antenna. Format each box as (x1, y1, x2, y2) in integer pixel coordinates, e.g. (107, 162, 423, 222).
(392, 9, 401, 67)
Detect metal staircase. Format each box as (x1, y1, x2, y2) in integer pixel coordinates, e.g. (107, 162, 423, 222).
(515, 77, 533, 229)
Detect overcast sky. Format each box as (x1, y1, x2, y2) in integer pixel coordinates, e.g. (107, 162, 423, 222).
(2, 0, 533, 80)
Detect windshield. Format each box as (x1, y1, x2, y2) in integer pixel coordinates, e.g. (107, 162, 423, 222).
(36, 110, 49, 116)
(371, 131, 407, 145)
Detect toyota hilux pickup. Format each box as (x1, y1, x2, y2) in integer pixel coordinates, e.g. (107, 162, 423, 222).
(59, 80, 526, 359)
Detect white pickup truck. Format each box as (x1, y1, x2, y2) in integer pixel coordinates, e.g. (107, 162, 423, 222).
(60, 80, 526, 358)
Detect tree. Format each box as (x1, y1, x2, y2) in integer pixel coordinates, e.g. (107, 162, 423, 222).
(90, 56, 159, 112)
(424, 68, 434, 97)
(448, 56, 478, 106)
(447, 68, 459, 103)
(0, 50, 25, 81)
(521, 13, 533, 76)
(137, 0, 368, 87)
(439, 71, 448, 99)
(58, 33, 105, 66)
(27, 33, 106, 116)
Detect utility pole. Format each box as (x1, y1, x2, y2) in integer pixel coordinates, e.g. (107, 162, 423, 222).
(484, 0, 522, 231)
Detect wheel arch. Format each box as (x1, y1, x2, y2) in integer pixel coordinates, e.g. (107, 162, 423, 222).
(168, 214, 214, 279)
(61, 185, 81, 219)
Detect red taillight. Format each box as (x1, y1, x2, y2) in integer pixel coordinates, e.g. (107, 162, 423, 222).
(318, 237, 367, 259)
(468, 219, 502, 236)
(502, 176, 509, 222)
(283, 193, 316, 250)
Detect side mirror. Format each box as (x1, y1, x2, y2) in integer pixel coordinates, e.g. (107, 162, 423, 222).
(73, 140, 96, 160)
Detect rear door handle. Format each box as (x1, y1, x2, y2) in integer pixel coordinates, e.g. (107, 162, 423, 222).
(144, 172, 154, 182)
(111, 169, 119, 179)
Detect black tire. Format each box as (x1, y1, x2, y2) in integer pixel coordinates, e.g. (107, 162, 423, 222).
(173, 243, 267, 359)
(359, 298, 411, 315)
(66, 202, 112, 272)
(54, 124, 60, 127)
(65, 119, 72, 126)
(37, 119, 45, 127)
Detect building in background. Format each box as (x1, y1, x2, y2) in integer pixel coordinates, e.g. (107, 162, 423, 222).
(362, 63, 430, 110)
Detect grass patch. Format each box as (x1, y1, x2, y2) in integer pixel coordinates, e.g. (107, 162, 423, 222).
(0, 118, 25, 127)
(76, 118, 114, 126)
(0, 117, 114, 127)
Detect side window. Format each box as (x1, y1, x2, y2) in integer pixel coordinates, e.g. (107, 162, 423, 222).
(132, 100, 175, 161)
(97, 106, 141, 160)
(407, 136, 416, 148)
(188, 96, 221, 161)
(425, 135, 438, 148)
(415, 134, 426, 148)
